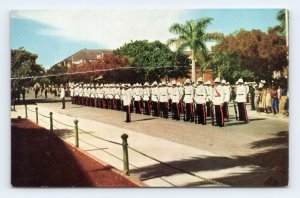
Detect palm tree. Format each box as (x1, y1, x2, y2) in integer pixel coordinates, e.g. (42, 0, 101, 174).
(167, 18, 223, 82)
(273, 9, 287, 36)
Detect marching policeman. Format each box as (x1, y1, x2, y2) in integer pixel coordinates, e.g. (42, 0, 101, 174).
(222, 80, 230, 120)
(123, 84, 132, 122)
(171, 80, 180, 120)
(183, 79, 194, 122)
(143, 82, 151, 115)
(151, 81, 160, 117)
(212, 78, 224, 127)
(236, 79, 248, 122)
(159, 82, 169, 119)
(60, 84, 66, 109)
(194, 77, 207, 125)
(205, 81, 213, 117)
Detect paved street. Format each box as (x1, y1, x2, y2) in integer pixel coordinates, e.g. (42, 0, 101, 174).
(11, 101, 288, 187)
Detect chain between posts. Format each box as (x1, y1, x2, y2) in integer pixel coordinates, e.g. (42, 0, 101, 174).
(23, 105, 229, 187)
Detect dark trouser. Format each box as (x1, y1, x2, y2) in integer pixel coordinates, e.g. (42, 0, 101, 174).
(134, 101, 142, 114)
(250, 93, 255, 110)
(206, 101, 211, 117)
(152, 101, 159, 117)
(185, 103, 194, 122)
(45, 91, 48, 99)
(238, 102, 248, 121)
(172, 103, 180, 120)
(215, 105, 224, 127)
(144, 101, 151, 115)
(160, 102, 168, 118)
(196, 104, 206, 124)
(116, 99, 121, 110)
(124, 105, 131, 122)
(168, 99, 172, 112)
(222, 102, 229, 119)
(61, 97, 65, 109)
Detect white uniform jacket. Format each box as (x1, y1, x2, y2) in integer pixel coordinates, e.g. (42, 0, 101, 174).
(212, 85, 224, 105)
(183, 85, 194, 103)
(236, 85, 247, 103)
(194, 84, 207, 104)
(159, 87, 168, 103)
(171, 87, 180, 103)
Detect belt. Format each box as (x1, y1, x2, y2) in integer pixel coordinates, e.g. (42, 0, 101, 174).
(196, 94, 204, 96)
(238, 94, 244, 95)
(185, 94, 191, 95)
(214, 96, 220, 97)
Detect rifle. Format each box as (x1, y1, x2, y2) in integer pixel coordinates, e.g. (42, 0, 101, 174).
(233, 100, 238, 120)
(211, 102, 214, 126)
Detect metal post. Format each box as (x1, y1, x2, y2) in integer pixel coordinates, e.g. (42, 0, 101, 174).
(121, 134, 129, 175)
(35, 107, 38, 124)
(74, 119, 79, 148)
(25, 104, 28, 118)
(49, 112, 53, 132)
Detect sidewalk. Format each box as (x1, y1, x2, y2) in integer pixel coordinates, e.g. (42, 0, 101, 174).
(11, 118, 139, 187)
(11, 102, 288, 187)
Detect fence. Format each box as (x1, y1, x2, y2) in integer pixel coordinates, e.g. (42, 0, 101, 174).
(23, 104, 230, 187)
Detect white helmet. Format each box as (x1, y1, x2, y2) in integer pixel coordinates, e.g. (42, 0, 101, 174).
(214, 78, 221, 83)
(197, 77, 203, 82)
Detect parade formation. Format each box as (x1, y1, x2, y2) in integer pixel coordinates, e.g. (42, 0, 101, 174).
(65, 77, 254, 126)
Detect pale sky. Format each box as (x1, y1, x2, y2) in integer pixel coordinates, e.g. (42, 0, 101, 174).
(11, 9, 280, 68)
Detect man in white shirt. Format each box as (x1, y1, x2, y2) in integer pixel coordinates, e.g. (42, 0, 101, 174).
(205, 80, 213, 117)
(171, 80, 180, 120)
(236, 78, 248, 122)
(123, 84, 132, 122)
(151, 81, 159, 117)
(212, 78, 224, 127)
(159, 82, 169, 119)
(183, 78, 194, 122)
(194, 77, 207, 125)
(143, 82, 151, 115)
(222, 80, 230, 120)
(60, 84, 66, 109)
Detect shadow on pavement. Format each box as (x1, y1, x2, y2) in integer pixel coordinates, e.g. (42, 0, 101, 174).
(130, 117, 158, 123)
(130, 131, 288, 187)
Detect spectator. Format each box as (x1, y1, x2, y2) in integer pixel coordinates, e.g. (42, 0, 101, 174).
(270, 85, 278, 114)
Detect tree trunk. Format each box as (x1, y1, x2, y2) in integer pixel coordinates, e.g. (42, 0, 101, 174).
(191, 51, 196, 83)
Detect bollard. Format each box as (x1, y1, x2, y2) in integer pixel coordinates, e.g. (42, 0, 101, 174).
(74, 119, 79, 148)
(49, 112, 53, 132)
(35, 107, 38, 124)
(121, 134, 129, 175)
(25, 104, 28, 118)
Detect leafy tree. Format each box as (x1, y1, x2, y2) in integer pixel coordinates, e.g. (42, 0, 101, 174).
(211, 29, 287, 82)
(113, 40, 190, 82)
(11, 47, 45, 88)
(206, 51, 255, 84)
(67, 54, 129, 83)
(167, 18, 223, 82)
(47, 63, 70, 85)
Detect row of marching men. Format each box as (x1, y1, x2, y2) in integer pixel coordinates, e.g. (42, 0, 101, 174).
(70, 77, 248, 127)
